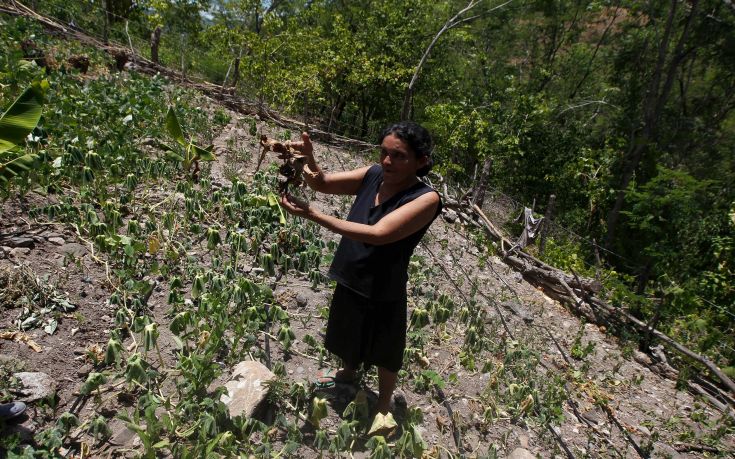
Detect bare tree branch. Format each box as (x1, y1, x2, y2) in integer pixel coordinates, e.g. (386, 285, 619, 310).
(400, 0, 514, 119)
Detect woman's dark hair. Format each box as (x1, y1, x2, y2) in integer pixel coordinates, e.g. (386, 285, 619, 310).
(378, 121, 434, 177)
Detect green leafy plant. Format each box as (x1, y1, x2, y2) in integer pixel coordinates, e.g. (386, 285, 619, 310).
(0, 80, 47, 189)
(160, 106, 215, 181)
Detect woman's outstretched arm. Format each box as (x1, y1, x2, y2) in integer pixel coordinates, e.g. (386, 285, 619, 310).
(280, 192, 440, 245)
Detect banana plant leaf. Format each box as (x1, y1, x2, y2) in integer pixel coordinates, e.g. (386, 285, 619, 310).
(0, 152, 39, 186)
(157, 140, 185, 162)
(192, 144, 215, 162)
(0, 81, 47, 154)
(165, 106, 186, 146)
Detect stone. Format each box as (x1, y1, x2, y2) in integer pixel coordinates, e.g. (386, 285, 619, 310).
(47, 237, 65, 246)
(295, 293, 308, 308)
(13, 372, 57, 402)
(506, 448, 536, 459)
(9, 247, 31, 257)
(77, 363, 93, 377)
(220, 361, 276, 418)
(110, 425, 137, 446)
(580, 410, 601, 425)
(393, 389, 407, 407)
(633, 350, 652, 366)
(6, 237, 35, 248)
(59, 243, 87, 258)
(443, 209, 458, 224)
(652, 442, 681, 458)
(518, 434, 530, 449)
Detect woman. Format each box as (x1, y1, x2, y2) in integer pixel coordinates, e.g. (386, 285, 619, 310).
(279, 121, 442, 415)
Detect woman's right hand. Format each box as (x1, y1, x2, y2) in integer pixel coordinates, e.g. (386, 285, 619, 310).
(288, 132, 313, 158)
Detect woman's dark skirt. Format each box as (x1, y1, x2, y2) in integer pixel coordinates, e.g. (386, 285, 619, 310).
(324, 283, 407, 373)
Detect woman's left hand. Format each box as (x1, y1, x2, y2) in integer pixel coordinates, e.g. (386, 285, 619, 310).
(280, 193, 314, 219)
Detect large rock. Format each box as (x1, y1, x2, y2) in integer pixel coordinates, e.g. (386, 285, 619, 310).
(506, 448, 536, 459)
(220, 361, 275, 418)
(6, 237, 35, 249)
(9, 247, 31, 258)
(13, 372, 56, 402)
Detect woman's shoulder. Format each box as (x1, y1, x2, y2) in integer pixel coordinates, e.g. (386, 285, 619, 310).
(365, 164, 383, 179)
(357, 164, 383, 188)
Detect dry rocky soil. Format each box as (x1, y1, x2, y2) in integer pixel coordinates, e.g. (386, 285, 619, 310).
(1, 100, 733, 458)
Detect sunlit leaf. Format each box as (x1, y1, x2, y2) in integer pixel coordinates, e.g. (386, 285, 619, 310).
(165, 106, 186, 146)
(0, 81, 45, 154)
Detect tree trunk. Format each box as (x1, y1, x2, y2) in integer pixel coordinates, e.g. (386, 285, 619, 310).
(360, 98, 370, 138)
(231, 56, 241, 89)
(328, 97, 344, 132)
(471, 156, 492, 208)
(604, 0, 699, 250)
(180, 33, 186, 80)
(103, 0, 110, 44)
(150, 26, 162, 64)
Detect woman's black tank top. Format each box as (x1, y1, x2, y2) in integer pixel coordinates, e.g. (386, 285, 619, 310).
(328, 164, 442, 301)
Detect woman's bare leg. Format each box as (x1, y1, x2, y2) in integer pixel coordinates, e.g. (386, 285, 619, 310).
(336, 362, 357, 381)
(376, 366, 397, 414)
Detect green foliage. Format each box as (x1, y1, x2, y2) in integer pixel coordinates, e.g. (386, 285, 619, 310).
(570, 324, 596, 360)
(0, 80, 47, 189)
(161, 106, 215, 179)
(80, 372, 107, 396)
(413, 369, 444, 393)
(0, 80, 46, 153)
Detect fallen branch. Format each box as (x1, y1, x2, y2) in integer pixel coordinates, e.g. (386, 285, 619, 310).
(447, 198, 735, 401)
(587, 296, 735, 396)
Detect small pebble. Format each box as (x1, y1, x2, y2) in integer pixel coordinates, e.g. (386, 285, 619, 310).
(77, 364, 93, 377)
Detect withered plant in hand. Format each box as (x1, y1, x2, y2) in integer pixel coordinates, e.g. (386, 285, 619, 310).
(258, 135, 308, 194)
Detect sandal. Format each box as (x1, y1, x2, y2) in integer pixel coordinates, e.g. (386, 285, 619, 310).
(314, 369, 357, 389)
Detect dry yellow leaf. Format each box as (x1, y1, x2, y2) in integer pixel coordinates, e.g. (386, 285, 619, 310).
(0, 330, 43, 352)
(197, 330, 211, 348)
(87, 343, 105, 362)
(148, 235, 161, 254)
